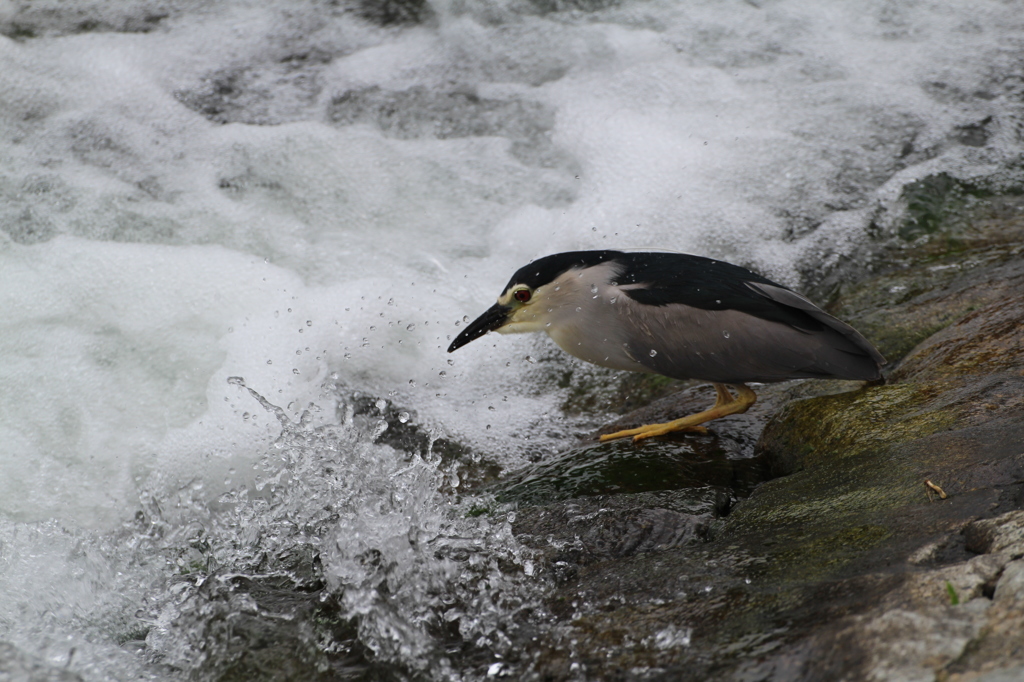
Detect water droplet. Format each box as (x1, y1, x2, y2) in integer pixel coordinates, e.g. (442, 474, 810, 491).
(722, 330, 730, 339)
(369, 325, 376, 331)
(526, 355, 536, 364)
(292, 368, 300, 375)
(447, 358, 454, 366)
(266, 359, 273, 365)
(439, 371, 447, 377)
(406, 323, 416, 331)
(575, 306, 582, 312)
(590, 284, 598, 294)
(387, 298, 395, 306)
(649, 349, 658, 357)
(408, 379, 417, 386)
(375, 398, 387, 412)
(227, 376, 246, 386)
(306, 320, 312, 327)
(463, 315, 470, 323)
(397, 411, 410, 423)
(610, 297, 617, 304)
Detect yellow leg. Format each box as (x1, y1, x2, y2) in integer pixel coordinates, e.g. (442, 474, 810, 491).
(598, 383, 758, 443)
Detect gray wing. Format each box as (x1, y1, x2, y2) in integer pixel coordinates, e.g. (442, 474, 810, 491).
(618, 289, 883, 384)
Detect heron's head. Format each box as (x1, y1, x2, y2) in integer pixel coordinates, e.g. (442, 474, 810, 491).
(447, 251, 623, 353)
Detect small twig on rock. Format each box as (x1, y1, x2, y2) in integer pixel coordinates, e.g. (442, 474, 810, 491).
(925, 479, 948, 500)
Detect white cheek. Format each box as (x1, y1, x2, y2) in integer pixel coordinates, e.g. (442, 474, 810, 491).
(499, 318, 548, 334)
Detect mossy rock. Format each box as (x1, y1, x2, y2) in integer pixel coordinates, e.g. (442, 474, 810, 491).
(494, 437, 768, 509)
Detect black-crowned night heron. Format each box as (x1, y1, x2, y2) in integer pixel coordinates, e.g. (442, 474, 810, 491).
(447, 250, 884, 443)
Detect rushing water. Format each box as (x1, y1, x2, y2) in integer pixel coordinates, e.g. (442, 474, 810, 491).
(1, 0, 1023, 678)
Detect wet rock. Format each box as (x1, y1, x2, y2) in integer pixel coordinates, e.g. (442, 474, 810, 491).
(495, 435, 769, 507)
(349, 393, 502, 491)
(890, 293, 1024, 382)
(825, 192, 1024, 363)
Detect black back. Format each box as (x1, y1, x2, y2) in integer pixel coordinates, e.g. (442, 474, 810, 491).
(509, 250, 824, 332)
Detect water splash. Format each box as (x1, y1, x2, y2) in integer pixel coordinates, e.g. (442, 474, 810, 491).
(138, 380, 543, 679)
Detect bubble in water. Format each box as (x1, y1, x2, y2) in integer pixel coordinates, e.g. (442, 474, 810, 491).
(649, 349, 657, 357)
(397, 411, 410, 423)
(375, 398, 387, 412)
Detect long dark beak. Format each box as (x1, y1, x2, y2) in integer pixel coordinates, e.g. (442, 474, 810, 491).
(447, 303, 511, 352)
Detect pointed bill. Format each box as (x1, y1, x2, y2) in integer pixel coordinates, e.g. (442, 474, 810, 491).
(447, 303, 511, 352)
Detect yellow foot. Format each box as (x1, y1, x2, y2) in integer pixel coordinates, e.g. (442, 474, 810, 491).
(597, 382, 758, 444)
(599, 424, 708, 443)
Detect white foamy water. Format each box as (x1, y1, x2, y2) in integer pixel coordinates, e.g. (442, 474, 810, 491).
(1, 0, 1022, 677)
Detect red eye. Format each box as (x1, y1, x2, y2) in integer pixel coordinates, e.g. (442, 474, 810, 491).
(514, 289, 531, 303)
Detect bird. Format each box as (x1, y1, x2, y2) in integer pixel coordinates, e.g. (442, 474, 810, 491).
(447, 250, 884, 443)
